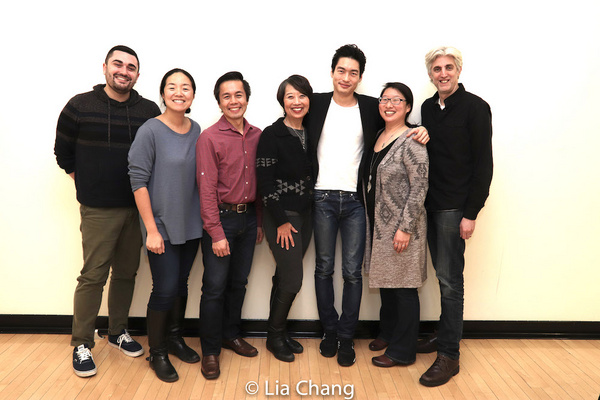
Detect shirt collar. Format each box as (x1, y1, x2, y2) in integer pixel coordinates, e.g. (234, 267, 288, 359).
(216, 114, 253, 135)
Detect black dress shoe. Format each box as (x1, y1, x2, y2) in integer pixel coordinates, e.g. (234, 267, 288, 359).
(419, 355, 459, 387)
(222, 337, 258, 357)
(372, 354, 414, 368)
(201, 354, 220, 380)
(417, 332, 438, 353)
(368, 338, 389, 351)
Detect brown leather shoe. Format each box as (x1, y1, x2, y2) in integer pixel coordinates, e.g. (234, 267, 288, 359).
(417, 332, 438, 353)
(222, 337, 258, 357)
(419, 355, 459, 387)
(368, 338, 389, 351)
(201, 354, 220, 380)
(371, 354, 413, 367)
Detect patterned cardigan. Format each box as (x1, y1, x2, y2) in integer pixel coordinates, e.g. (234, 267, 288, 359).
(364, 131, 429, 288)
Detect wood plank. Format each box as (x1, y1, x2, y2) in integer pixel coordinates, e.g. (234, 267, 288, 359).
(2, 334, 600, 400)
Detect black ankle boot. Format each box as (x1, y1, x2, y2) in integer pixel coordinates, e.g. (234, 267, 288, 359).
(167, 297, 200, 363)
(147, 308, 179, 382)
(266, 287, 296, 362)
(284, 334, 304, 354)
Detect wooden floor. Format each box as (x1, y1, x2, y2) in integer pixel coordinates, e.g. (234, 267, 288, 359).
(1, 334, 599, 399)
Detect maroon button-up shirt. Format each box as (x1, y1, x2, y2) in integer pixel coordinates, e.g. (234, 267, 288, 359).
(196, 115, 262, 242)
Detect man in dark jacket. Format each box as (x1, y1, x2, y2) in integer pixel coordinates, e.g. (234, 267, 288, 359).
(305, 44, 428, 367)
(55, 45, 160, 378)
(418, 46, 493, 387)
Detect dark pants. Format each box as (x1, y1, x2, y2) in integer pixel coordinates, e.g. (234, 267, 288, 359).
(379, 288, 420, 364)
(199, 209, 257, 355)
(313, 190, 365, 339)
(263, 209, 313, 294)
(427, 210, 465, 360)
(147, 239, 200, 311)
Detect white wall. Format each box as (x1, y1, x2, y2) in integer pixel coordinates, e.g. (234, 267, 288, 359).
(1, 0, 599, 322)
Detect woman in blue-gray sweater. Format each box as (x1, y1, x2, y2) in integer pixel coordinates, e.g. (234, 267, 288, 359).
(128, 68, 202, 382)
(256, 75, 314, 363)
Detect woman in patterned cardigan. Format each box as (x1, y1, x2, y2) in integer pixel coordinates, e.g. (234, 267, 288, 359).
(363, 82, 429, 367)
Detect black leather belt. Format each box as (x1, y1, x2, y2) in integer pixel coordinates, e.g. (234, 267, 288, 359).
(218, 203, 249, 213)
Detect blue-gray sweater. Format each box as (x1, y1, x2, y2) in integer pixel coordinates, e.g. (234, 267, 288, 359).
(128, 118, 202, 245)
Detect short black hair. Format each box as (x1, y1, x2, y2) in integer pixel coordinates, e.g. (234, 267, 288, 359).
(379, 82, 416, 127)
(331, 44, 366, 77)
(276, 74, 313, 111)
(213, 71, 251, 102)
(159, 68, 196, 114)
(105, 45, 140, 70)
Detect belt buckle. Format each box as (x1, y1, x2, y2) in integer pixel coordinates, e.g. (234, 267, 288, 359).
(236, 203, 247, 213)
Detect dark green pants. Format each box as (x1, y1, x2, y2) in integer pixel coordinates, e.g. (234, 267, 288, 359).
(71, 205, 142, 348)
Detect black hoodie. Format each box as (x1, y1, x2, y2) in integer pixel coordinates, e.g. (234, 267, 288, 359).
(55, 84, 160, 207)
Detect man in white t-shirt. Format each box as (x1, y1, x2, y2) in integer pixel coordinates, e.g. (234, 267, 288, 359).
(306, 44, 428, 367)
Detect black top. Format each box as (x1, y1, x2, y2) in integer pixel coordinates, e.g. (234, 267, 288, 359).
(421, 84, 493, 220)
(54, 84, 161, 207)
(256, 117, 314, 227)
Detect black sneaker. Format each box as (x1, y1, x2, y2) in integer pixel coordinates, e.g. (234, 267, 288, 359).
(108, 329, 144, 357)
(337, 338, 356, 366)
(73, 344, 97, 377)
(319, 332, 338, 358)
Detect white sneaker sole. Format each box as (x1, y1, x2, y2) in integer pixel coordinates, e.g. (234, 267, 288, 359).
(108, 342, 144, 357)
(73, 367, 97, 378)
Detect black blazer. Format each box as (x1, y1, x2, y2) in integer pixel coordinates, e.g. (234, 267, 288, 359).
(305, 92, 384, 194)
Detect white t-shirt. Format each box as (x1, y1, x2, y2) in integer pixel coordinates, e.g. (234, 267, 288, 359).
(315, 99, 363, 191)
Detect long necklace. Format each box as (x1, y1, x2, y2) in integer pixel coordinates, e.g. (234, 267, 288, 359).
(367, 150, 383, 192)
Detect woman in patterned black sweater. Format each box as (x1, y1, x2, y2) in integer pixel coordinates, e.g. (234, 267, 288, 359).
(256, 75, 314, 363)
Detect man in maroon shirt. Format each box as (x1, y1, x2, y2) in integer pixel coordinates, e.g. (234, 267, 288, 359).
(196, 71, 263, 380)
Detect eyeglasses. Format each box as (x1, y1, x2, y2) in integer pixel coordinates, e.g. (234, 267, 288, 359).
(378, 97, 407, 105)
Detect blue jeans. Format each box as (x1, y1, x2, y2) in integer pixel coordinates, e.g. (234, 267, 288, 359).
(427, 210, 465, 360)
(147, 239, 200, 311)
(313, 190, 365, 339)
(199, 209, 257, 355)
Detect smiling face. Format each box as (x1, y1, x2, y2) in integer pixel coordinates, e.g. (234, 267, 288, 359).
(378, 87, 411, 127)
(161, 72, 194, 113)
(331, 57, 362, 97)
(218, 80, 248, 125)
(428, 55, 461, 100)
(283, 84, 310, 123)
(103, 50, 139, 98)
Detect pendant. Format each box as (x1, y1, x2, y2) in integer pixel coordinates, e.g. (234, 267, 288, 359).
(367, 176, 372, 192)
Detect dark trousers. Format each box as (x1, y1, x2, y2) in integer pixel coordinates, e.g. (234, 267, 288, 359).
(263, 209, 313, 294)
(199, 209, 257, 355)
(147, 239, 200, 311)
(379, 288, 420, 363)
(427, 210, 465, 360)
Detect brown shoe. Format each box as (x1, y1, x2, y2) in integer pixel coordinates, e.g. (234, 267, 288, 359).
(368, 338, 389, 351)
(201, 354, 220, 380)
(417, 332, 438, 353)
(419, 355, 459, 387)
(222, 337, 258, 357)
(371, 354, 413, 368)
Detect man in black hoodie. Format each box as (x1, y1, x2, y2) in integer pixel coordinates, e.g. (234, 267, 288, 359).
(55, 45, 160, 378)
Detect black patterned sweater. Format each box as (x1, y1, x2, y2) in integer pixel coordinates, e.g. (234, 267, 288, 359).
(256, 117, 314, 227)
